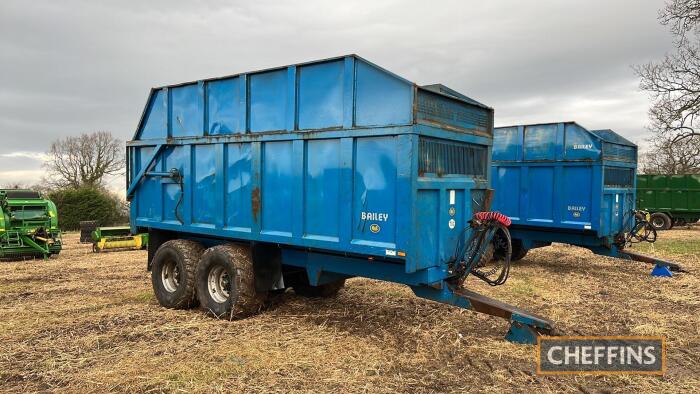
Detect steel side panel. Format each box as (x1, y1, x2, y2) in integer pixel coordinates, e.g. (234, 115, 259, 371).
(561, 166, 592, 226)
(261, 141, 294, 235)
(207, 77, 243, 135)
(414, 190, 439, 269)
(136, 146, 159, 219)
(132, 129, 486, 269)
(564, 123, 601, 160)
(224, 143, 253, 232)
(171, 84, 203, 138)
(163, 146, 187, 222)
(298, 60, 345, 130)
(139, 90, 167, 140)
(249, 69, 288, 133)
(527, 166, 554, 223)
(492, 126, 519, 161)
(354, 60, 413, 127)
(493, 166, 521, 220)
(192, 145, 216, 226)
(523, 124, 557, 161)
(352, 136, 398, 248)
(305, 139, 341, 240)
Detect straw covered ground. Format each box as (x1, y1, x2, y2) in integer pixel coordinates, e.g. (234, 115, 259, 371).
(1, 227, 699, 393)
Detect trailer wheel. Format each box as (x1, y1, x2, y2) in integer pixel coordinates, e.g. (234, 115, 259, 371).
(510, 240, 529, 261)
(293, 277, 346, 298)
(649, 213, 672, 231)
(151, 239, 204, 309)
(196, 244, 267, 319)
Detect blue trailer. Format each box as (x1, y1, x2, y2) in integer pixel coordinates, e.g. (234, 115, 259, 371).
(126, 55, 552, 344)
(491, 122, 680, 271)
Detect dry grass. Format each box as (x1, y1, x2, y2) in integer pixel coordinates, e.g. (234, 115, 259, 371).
(1, 228, 699, 393)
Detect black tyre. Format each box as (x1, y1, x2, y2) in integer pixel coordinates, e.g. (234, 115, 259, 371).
(649, 213, 672, 231)
(151, 239, 204, 309)
(510, 239, 529, 261)
(79, 220, 99, 243)
(293, 276, 345, 298)
(196, 244, 267, 319)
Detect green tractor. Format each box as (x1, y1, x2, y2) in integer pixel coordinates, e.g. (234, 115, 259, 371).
(0, 189, 62, 260)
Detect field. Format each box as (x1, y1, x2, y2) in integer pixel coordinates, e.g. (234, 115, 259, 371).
(1, 228, 699, 393)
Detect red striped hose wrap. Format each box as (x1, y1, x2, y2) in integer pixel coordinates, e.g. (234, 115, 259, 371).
(473, 211, 511, 227)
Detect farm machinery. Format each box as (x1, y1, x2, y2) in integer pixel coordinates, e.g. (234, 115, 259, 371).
(0, 189, 62, 260)
(127, 55, 555, 344)
(491, 123, 682, 275)
(91, 226, 148, 252)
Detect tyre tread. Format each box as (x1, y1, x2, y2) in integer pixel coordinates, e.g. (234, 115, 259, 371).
(153, 239, 204, 309)
(199, 244, 266, 319)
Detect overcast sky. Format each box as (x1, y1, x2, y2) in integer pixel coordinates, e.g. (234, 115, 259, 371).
(0, 0, 673, 190)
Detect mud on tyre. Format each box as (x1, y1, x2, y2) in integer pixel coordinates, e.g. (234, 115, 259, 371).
(151, 239, 205, 309)
(196, 244, 267, 319)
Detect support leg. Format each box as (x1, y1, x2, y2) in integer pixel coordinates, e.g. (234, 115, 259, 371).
(411, 283, 554, 344)
(617, 248, 685, 273)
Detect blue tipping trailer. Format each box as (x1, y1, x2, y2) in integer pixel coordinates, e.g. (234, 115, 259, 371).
(491, 122, 680, 271)
(126, 55, 553, 343)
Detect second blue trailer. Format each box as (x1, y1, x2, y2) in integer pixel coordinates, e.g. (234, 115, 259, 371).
(491, 122, 680, 271)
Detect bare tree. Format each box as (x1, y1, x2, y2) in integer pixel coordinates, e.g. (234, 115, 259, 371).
(640, 134, 700, 174)
(660, 0, 700, 41)
(635, 1, 700, 143)
(43, 131, 125, 188)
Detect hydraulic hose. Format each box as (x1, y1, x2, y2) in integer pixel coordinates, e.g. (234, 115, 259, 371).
(453, 211, 513, 287)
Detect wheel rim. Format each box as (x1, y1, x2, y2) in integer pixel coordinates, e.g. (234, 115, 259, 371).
(208, 266, 231, 304)
(651, 217, 665, 229)
(161, 260, 180, 293)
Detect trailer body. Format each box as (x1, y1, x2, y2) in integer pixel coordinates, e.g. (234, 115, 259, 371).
(491, 122, 638, 256)
(127, 55, 552, 343)
(636, 174, 700, 227)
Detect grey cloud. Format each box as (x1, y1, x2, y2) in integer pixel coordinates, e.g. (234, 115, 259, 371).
(0, 0, 673, 163)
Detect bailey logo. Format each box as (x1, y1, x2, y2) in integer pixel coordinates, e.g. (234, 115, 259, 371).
(369, 224, 381, 233)
(572, 144, 593, 150)
(361, 212, 389, 222)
